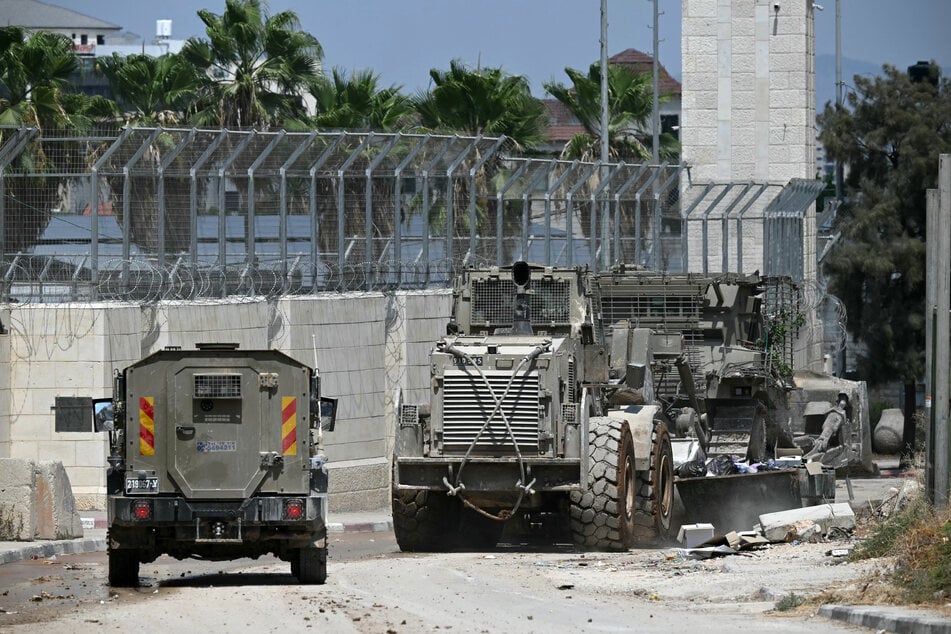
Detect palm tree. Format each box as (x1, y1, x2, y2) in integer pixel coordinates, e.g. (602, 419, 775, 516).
(97, 52, 201, 125)
(181, 0, 323, 129)
(412, 61, 550, 262)
(310, 68, 413, 132)
(545, 63, 680, 265)
(0, 27, 78, 129)
(414, 60, 548, 150)
(0, 27, 119, 255)
(544, 63, 679, 162)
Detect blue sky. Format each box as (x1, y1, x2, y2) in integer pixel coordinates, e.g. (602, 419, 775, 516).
(54, 0, 950, 96)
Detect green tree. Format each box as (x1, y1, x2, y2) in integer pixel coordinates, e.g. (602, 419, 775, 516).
(310, 68, 413, 131)
(412, 60, 549, 262)
(818, 63, 951, 453)
(0, 27, 118, 254)
(181, 0, 323, 129)
(97, 52, 201, 124)
(0, 27, 79, 129)
(544, 62, 679, 162)
(414, 60, 548, 150)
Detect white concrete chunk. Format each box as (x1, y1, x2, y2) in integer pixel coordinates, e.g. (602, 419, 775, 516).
(759, 503, 855, 542)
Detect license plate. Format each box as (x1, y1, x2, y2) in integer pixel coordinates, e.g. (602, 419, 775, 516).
(125, 477, 159, 494)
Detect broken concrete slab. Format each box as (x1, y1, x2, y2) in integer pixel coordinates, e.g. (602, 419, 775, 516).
(759, 502, 855, 543)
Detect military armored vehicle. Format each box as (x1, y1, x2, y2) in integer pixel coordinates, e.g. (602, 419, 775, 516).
(94, 343, 338, 586)
(596, 268, 873, 472)
(392, 262, 675, 551)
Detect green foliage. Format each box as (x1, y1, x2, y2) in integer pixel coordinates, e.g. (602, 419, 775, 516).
(414, 60, 548, 151)
(818, 63, 951, 384)
(181, 0, 323, 129)
(853, 497, 932, 560)
(544, 63, 680, 162)
(852, 498, 951, 602)
(761, 308, 805, 377)
(0, 26, 82, 129)
(310, 68, 413, 131)
(773, 592, 805, 612)
(97, 52, 201, 124)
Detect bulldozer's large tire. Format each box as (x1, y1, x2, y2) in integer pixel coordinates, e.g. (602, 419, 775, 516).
(108, 548, 139, 587)
(569, 416, 637, 551)
(295, 546, 327, 584)
(392, 488, 460, 552)
(633, 422, 675, 544)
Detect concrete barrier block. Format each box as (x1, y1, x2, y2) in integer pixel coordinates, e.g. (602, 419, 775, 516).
(0, 458, 36, 540)
(759, 502, 855, 542)
(35, 461, 83, 539)
(873, 408, 904, 454)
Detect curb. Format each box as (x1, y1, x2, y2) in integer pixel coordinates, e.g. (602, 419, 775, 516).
(0, 538, 108, 566)
(819, 604, 951, 634)
(327, 519, 393, 533)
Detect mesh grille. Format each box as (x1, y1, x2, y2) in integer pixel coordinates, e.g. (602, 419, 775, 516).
(600, 286, 704, 328)
(471, 279, 570, 325)
(562, 403, 576, 424)
(400, 404, 419, 428)
(442, 370, 539, 452)
(194, 374, 242, 399)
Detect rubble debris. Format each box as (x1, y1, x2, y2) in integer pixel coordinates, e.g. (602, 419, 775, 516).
(677, 523, 714, 548)
(759, 503, 855, 543)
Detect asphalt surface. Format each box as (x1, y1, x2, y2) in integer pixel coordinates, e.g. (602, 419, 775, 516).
(2, 472, 948, 634)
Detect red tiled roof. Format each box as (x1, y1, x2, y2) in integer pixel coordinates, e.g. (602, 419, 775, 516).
(609, 49, 681, 96)
(543, 48, 680, 145)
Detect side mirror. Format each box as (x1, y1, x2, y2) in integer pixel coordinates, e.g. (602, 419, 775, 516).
(319, 397, 338, 432)
(93, 398, 115, 432)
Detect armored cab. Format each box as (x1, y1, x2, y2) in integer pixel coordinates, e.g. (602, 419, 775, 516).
(96, 343, 337, 586)
(393, 262, 675, 551)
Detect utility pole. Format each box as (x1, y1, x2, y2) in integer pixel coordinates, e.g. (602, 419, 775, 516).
(834, 0, 843, 199)
(651, 0, 660, 164)
(926, 154, 951, 508)
(600, 0, 611, 270)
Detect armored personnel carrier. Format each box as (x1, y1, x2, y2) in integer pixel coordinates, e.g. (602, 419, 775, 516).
(94, 343, 337, 586)
(392, 262, 675, 551)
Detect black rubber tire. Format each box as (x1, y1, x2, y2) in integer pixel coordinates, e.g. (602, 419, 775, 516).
(569, 416, 637, 551)
(633, 422, 675, 544)
(392, 488, 460, 552)
(107, 548, 139, 587)
(295, 546, 327, 584)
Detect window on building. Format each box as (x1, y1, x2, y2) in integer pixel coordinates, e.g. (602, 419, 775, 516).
(97, 35, 105, 45)
(80, 34, 88, 45)
(661, 114, 680, 141)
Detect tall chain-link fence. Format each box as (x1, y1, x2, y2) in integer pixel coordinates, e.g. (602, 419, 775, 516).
(1, 126, 822, 304)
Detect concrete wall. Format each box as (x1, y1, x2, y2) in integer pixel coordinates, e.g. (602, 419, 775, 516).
(682, 0, 816, 185)
(0, 291, 453, 513)
(682, 0, 822, 369)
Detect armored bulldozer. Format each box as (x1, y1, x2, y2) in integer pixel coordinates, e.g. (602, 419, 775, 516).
(596, 268, 873, 473)
(93, 343, 338, 586)
(392, 262, 675, 551)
